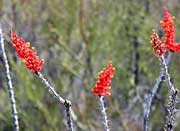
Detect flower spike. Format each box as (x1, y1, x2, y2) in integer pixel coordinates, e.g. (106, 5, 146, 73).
(92, 61, 115, 96)
(160, 7, 175, 48)
(150, 7, 180, 55)
(150, 31, 167, 55)
(10, 30, 44, 73)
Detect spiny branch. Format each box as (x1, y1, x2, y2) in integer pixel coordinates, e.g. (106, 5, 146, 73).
(160, 56, 176, 94)
(0, 26, 19, 131)
(160, 55, 178, 131)
(143, 53, 171, 131)
(64, 99, 73, 131)
(98, 95, 110, 131)
(36, 72, 73, 131)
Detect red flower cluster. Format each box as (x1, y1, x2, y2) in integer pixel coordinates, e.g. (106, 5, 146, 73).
(160, 7, 175, 47)
(92, 61, 115, 96)
(150, 31, 167, 55)
(150, 7, 180, 55)
(10, 30, 44, 73)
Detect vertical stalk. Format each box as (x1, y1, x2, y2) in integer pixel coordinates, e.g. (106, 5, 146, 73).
(64, 100, 73, 131)
(143, 53, 171, 131)
(160, 55, 178, 131)
(98, 95, 110, 131)
(160, 56, 176, 94)
(0, 26, 19, 131)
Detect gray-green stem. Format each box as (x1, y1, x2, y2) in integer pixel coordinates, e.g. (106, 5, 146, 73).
(143, 53, 171, 131)
(98, 95, 110, 131)
(160, 55, 178, 131)
(36, 72, 73, 131)
(0, 26, 19, 131)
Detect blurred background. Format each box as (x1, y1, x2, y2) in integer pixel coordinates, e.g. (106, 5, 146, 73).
(1, 0, 180, 130)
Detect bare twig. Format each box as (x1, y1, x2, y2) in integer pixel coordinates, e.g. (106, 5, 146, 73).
(0, 26, 19, 131)
(160, 55, 178, 131)
(143, 53, 171, 131)
(164, 90, 178, 131)
(36, 72, 73, 131)
(64, 99, 73, 131)
(160, 56, 176, 94)
(98, 95, 110, 131)
(36, 72, 65, 104)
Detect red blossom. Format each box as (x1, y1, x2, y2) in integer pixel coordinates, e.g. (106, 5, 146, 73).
(150, 31, 167, 55)
(10, 30, 44, 73)
(160, 7, 175, 47)
(92, 61, 115, 96)
(150, 7, 180, 55)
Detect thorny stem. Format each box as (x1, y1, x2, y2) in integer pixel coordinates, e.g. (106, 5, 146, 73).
(160, 55, 178, 131)
(98, 95, 110, 131)
(160, 56, 176, 94)
(64, 100, 73, 131)
(36, 72, 65, 104)
(36, 72, 73, 131)
(0, 27, 19, 131)
(143, 53, 171, 131)
(164, 90, 178, 131)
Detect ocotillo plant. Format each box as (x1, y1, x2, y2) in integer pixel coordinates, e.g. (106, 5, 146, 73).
(143, 52, 171, 131)
(92, 61, 115, 131)
(0, 26, 19, 131)
(9, 30, 73, 131)
(144, 7, 179, 131)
